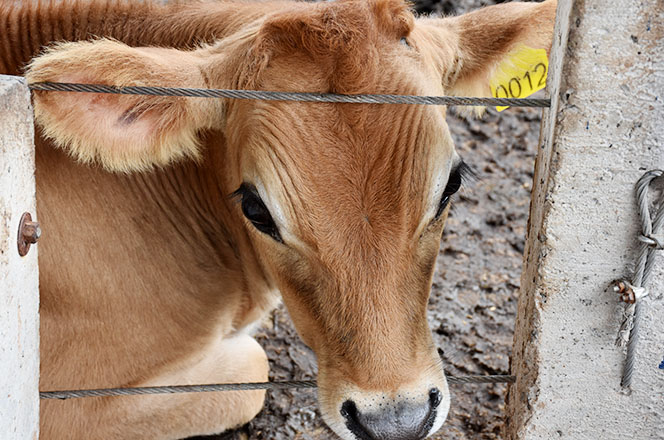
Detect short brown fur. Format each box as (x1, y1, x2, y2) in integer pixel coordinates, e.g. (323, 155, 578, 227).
(0, 0, 556, 438)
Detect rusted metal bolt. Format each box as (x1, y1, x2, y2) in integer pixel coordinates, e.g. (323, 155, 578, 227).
(611, 279, 648, 304)
(17, 212, 41, 257)
(612, 280, 634, 304)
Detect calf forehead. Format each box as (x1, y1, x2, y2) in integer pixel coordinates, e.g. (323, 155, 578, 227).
(244, 0, 418, 95)
(256, 0, 414, 60)
(243, 98, 452, 255)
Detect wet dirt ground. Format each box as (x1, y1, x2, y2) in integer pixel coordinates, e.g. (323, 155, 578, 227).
(205, 1, 543, 439)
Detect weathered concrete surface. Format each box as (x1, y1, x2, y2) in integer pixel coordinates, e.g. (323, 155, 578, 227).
(0, 75, 39, 439)
(506, 1, 664, 439)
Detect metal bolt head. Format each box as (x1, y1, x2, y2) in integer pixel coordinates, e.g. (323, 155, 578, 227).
(613, 280, 636, 304)
(17, 212, 40, 257)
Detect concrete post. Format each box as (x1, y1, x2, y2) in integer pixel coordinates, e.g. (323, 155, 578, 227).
(0, 75, 39, 439)
(507, 1, 664, 438)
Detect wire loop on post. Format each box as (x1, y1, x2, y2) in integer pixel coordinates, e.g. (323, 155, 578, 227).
(616, 169, 664, 389)
(638, 233, 664, 249)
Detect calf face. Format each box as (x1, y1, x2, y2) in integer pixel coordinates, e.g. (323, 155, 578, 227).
(27, 0, 556, 438)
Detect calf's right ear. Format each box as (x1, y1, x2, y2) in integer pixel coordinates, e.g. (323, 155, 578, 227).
(417, 0, 557, 113)
(27, 39, 224, 172)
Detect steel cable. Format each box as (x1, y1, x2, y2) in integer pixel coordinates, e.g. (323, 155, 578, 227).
(28, 82, 550, 108)
(40, 375, 516, 400)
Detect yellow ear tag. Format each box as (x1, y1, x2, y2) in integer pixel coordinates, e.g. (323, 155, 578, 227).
(489, 44, 548, 111)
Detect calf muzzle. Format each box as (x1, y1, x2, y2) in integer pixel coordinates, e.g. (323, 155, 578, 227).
(340, 387, 442, 440)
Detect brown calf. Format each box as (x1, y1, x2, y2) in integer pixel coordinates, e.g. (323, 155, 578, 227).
(0, 0, 556, 438)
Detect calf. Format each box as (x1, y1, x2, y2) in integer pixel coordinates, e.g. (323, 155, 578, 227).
(0, 0, 556, 438)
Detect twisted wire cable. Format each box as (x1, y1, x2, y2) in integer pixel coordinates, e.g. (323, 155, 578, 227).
(28, 82, 551, 108)
(40, 375, 516, 400)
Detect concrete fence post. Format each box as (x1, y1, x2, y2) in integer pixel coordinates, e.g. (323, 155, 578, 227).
(0, 75, 39, 438)
(506, 1, 664, 439)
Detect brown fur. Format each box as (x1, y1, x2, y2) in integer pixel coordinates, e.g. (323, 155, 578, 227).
(0, 0, 556, 438)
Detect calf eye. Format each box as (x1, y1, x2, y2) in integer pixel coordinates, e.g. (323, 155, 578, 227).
(434, 161, 472, 220)
(232, 183, 283, 243)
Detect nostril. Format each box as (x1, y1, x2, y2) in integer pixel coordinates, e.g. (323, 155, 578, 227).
(340, 400, 358, 420)
(341, 400, 374, 440)
(429, 388, 442, 410)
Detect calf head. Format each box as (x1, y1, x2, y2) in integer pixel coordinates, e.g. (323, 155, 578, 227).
(27, 0, 556, 438)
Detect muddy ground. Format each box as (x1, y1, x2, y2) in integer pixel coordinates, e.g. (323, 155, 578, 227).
(208, 1, 543, 439)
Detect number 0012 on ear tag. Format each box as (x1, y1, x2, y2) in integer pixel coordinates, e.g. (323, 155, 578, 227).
(490, 45, 548, 111)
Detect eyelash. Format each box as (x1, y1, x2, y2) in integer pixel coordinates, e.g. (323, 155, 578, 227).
(434, 161, 473, 220)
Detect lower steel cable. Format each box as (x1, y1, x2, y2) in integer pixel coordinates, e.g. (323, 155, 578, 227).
(40, 375, 516, 400)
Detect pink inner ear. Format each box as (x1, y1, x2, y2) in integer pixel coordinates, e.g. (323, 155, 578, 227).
(70, 93, 156, 153)
(28, 40, 210, 170)
(49, 74, 161, 156)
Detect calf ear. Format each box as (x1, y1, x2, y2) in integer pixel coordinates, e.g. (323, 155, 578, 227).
(26, 39, 223, 172)
(419, 0, 556, 112)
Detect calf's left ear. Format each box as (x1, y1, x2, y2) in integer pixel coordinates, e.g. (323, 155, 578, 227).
(418, 0, 557, 107)
(27, 39, 223, 172)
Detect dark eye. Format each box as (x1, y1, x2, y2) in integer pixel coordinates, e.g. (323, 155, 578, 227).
(434, 162, 471, 220)
(232, 183, 282, 243)
(400, 37, 410, 48)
